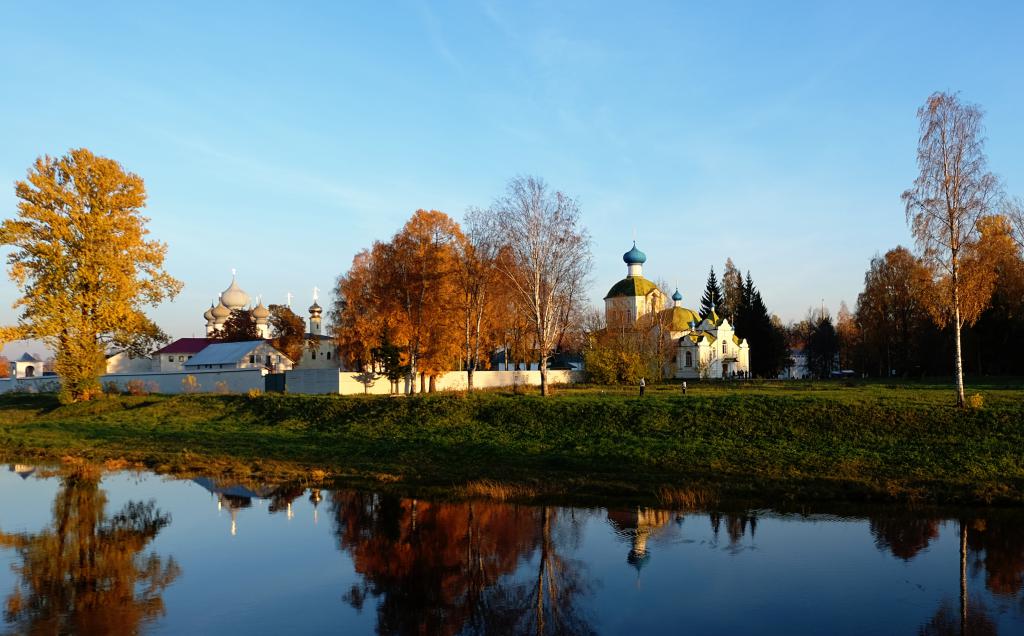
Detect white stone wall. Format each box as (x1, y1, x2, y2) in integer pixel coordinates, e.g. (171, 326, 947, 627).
(0, 376, 62, 394)
(283, 368, 583, 395)
(101, 369, 266, 394)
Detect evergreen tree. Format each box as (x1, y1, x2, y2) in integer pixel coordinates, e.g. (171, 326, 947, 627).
(806, 315, 839, 378)
(734, 271, 788, 378)
(699, 267, 724, 318)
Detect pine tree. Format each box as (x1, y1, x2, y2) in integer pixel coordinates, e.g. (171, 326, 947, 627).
(699, 267, 723, 319)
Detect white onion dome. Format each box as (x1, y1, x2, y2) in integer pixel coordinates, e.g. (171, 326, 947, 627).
(252, 302, 270, 321)
(308, 301, 322, 316)
(211, 301, 231, 319)
(203, 304, 215, 322)
(220, 276, 251, 309)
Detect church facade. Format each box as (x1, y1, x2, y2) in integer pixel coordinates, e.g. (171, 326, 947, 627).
(604, 244, 750, 379)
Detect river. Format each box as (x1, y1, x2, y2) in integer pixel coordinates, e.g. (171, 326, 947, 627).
(1, 462, 1021, 634)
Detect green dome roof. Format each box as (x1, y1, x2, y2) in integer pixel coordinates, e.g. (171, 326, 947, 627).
(623, 242, 647, 265)
(660, 306, 701, 331)
(605, 276, 659, 299)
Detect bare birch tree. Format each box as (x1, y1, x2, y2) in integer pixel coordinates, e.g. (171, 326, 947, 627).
(488, 176, 592, 396)
(1005, 196, 1024, 251)
(457, 208, 501, 391)
(901, 92, 1002, 407)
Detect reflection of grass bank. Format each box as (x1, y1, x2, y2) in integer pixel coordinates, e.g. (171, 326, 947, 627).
(1, 383, 1023, 504)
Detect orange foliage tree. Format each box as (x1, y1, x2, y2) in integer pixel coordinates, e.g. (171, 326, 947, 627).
(333, 210, 464, 393)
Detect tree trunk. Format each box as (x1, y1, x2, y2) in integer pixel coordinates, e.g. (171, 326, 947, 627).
(952, 277, 966, 407)
(960, 520, 968, 633)
(539, 355, 549, 396)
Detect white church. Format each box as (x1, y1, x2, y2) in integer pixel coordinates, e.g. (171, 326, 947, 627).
(604, 243, 750, 379)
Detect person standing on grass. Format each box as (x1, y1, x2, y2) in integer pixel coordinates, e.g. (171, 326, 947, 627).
(682, 381, 687, 395)
(639, 377, 646, 397)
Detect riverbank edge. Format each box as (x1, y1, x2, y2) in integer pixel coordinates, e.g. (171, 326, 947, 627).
(2, 392, 1022, 506)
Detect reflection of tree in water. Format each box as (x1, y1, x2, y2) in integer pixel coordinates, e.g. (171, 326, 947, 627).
(869, 516, 941, 561)
(331, 493, 594, 635)
(0, 465, 179, 634)
(708, 511, 758, 549)
(917, 599, 997, 636)
(966, 516, 1024, 597)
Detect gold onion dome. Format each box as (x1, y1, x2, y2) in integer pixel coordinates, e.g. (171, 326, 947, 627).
(309, 301, 322, 316)
(252, 301, 270, 320)
(220, 276, 250, 309)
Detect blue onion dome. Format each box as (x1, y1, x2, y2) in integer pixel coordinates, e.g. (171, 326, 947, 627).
(622, 242, 647, 265)
(671, 288, 683, 302)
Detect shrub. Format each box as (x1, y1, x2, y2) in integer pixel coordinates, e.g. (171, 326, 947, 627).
(247, 388, 262, 399)
(182, 375, 199, 394)
(125, 379, 149, 396)
(214, 381, 230, 394)
(967, 393, 984, 409)
(103, 381, 122, 396)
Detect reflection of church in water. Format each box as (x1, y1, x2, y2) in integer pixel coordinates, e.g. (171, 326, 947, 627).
(192, 477, 322, 536)
(607, 507, 675, 574)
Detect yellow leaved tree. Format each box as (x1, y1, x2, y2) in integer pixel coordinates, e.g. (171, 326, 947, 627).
(0, 149, 182, 402)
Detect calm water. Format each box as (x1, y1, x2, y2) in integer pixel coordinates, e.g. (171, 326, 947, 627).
(1, 464, 1022, 635)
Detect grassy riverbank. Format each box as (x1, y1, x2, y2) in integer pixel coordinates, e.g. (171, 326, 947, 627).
(2, 381, 1022, 504)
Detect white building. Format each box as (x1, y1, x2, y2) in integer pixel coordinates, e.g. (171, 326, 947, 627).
(603, 243, 750, 379)
(184, 340, 293, 373)
(104, 350, 154, 375)
(9, 352, 43, 378)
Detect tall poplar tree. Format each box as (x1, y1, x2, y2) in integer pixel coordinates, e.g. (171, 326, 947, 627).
(902, 92, 1001, 406)
(0, 149, 181, 402)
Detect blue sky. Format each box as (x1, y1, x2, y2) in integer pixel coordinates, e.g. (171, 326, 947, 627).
(1, 1, 1022, 353)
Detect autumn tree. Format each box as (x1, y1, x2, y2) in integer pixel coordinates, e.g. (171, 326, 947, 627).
(0, 355, 9, 379)
(855, 247, 937, 377)
(389, 210, 464, 392)
(966, 215, 1024, 373)
(332, 211, 463, 393)
(486, 176, 592, 396)
(835, 301, 859, 370)
(211, 309, 259, 342)
(268, 304, 306, 362)
(902, 92, 1002, 406)
(699, 267, 723, 319)
(0, 149, 181, 402)
(720, 258, 743, 323)
(333, 246, 391, 371)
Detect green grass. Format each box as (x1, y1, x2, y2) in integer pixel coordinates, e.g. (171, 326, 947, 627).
(1, 379, 1022, 505)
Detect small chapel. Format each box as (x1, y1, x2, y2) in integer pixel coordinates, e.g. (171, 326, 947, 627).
(604, 243, 750, 379)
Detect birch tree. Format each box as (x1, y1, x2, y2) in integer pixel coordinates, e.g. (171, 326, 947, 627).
(901, 92, 1001, 406)
(488, 176, 592, 396)
(457, 208, 501, 391)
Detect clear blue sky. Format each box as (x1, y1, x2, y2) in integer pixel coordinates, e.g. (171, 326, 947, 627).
(1, 1, 1022, 354)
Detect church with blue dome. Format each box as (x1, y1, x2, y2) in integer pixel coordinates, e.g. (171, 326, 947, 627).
(604, 243, 750, 379)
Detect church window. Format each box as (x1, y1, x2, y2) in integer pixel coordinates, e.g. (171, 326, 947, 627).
(722, 343, 727, 356)
(685, 351, 693, 367)
(327, 351, 331, 360)
(168, 356, 174, 363)
(311, 351, 316, 360)
(249, 355, 256, 363)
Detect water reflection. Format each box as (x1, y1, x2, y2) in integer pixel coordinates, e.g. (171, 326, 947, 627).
(331, 493, 595, 635)
(0, 464, 1022, 634)
(0, 464, 179, 634)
